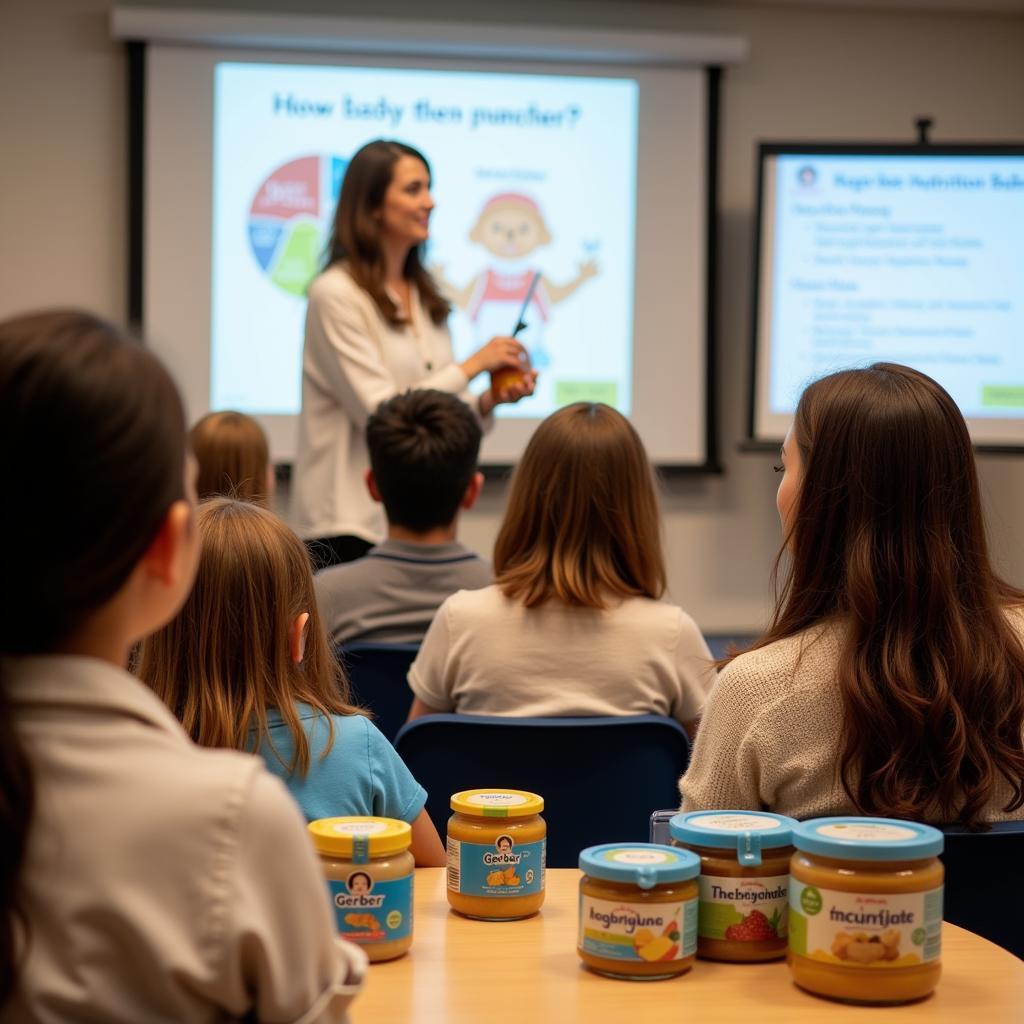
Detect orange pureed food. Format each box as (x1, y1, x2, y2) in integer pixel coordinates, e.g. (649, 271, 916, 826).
(308, 817, 414, 962)
(669, 810, 797, 962)
(446, 790, 546, 920)
(578, 844, 700, 980)
(788, 817, 944, 1004)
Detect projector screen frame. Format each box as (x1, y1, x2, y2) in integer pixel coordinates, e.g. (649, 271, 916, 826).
(746, 140, 1024, 456)
(125, 42, 724, 475)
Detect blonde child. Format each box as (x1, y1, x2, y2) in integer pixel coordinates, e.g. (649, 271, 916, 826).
(0, 310, 364, 1020)
(190, 409, 273, 505)
(136, 497, 446, 865)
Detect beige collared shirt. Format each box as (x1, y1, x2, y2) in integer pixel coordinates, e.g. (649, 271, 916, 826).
(5, 655, 367, 1023)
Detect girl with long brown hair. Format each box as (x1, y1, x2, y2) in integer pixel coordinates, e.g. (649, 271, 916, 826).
(136, 498, 446, 865)
(681, 363, 1024, 828)
(190, 409, 273, 505)
(295, 138, 537, 568)
(0, 311, 365, 1019)
(407, 402, 714, 730)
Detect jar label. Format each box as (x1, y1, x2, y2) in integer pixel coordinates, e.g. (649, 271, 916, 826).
(446, 835, 545, 897)
(689, 813, 785, 833)
(328, 873, 413, 944)
(579, 894, 697, 962)
(464, 792, 530, 807)
(698, 873, 789, 941)
(814, 822, 917, 842)
(329, 820, 390, 835)
(605, 849, 674, 865)
(789, 881, 942, 967)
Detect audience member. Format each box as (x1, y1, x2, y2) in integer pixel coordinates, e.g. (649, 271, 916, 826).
(680, 363, 1024, 827)
(316, 389, 492, 647)
(406, 402, 715, 732)
(0, 310, 365, 1020)
(136, 498, 446, 866)
(190, 409, 273, 505)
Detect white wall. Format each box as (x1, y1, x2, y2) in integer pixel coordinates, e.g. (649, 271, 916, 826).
(4, 0, 1024, 630)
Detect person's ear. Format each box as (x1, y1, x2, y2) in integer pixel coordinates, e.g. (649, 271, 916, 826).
(461, 471, 484, 511)
(140, 500, 194, 588)
(537, 218, 552, 246)
(289, 612, 310, 664)
(365, 469, 383, 503)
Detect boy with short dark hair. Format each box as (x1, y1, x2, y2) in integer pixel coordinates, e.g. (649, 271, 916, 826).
(315, 389, 492, 646)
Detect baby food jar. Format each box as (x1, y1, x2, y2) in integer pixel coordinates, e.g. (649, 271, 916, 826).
(308, 816, 414, 962)
(578, 844, 700, 980)
(669, 810, 796, 962)
(788, 817, 944, 1004)
(446, 789, 546, 920)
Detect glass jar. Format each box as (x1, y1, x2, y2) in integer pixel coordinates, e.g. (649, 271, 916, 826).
(308, 816, 414, 962)
(788, 817, 944, 1004)
(578, 844, 700, 980)
(670, 810, 796, 962)
(446, 789, 546, 920)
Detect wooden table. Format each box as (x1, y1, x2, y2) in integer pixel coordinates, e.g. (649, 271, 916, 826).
(354, 868, 1024, 1023)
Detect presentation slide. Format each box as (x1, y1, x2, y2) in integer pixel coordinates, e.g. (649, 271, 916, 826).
(211, 62, 638, 419)
(753, 151, 1024, 445)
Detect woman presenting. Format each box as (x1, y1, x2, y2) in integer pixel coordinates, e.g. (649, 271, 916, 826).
(295, 139, 536, 567)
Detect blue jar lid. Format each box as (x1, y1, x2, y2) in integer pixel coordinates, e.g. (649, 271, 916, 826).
(669, 811, 797, 866)
(793, 817, 944, 861)
(579, 843, 700, 890)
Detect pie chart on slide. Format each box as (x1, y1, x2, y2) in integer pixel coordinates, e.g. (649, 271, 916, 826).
(248, 154, 347, 297)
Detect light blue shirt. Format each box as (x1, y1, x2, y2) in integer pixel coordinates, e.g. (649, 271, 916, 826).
(254, 704, 426, 823)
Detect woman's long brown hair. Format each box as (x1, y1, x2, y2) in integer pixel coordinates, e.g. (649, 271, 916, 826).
(750, 363, 1024, 828)
(494, 402, 666, 609)
(324, 139, 450, 326)
(136, 499, 363, 775)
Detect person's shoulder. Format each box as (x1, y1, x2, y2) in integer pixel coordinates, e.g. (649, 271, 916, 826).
(314, 556, 373, 597)
(718, 626, 836, 695)
(308, 263, 364, 303)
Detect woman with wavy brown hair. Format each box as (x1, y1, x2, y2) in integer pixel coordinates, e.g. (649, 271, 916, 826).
(295, 139, 537, 568)
(406, 402, 715, 731)
(680, 363, 1024, 828)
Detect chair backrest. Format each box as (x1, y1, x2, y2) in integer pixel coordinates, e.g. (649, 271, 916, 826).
(337, 642, 419, 743)
(394, 714, 691, 868)
(941, 822, 1024, 958)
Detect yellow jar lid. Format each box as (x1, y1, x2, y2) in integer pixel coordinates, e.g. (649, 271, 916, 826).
(308, 816, 412, 860)
(450, 789, 544, 818)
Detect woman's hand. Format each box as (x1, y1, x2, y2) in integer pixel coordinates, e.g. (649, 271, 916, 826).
(479, 369, 538, 416)
(460, 336, 527, 380)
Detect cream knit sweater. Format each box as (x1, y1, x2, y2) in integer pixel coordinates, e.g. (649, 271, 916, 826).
(679, 622, 1024, 823)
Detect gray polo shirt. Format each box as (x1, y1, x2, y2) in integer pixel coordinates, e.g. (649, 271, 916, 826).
(314, 538, 492, 647)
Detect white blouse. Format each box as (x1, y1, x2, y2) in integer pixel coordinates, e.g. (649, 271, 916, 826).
(294, 264, 488, 542)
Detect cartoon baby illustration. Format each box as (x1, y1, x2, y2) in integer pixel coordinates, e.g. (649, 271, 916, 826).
(346, 871, 373, 896)
(436, 192, 599, 369)
(496, 835, 514, 854)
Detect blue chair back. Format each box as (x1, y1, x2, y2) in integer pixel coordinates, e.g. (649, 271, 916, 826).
(393, 714, 691, 868)
(941, 822, 1024, 958)
(337, 642, 418, 743)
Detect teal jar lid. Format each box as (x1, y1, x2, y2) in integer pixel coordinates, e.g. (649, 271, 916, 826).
(669, 811, 797, 867)
(793, 817, 944, 861)
(579, 843, 700, 890)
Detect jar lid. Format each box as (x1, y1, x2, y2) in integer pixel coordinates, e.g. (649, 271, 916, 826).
(792, 817, 944, 861)
(308, 816, 412, 861)
(669, 811, 797, 866)
(450, 789, 544, 818)
(579, 843, 700, 890)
